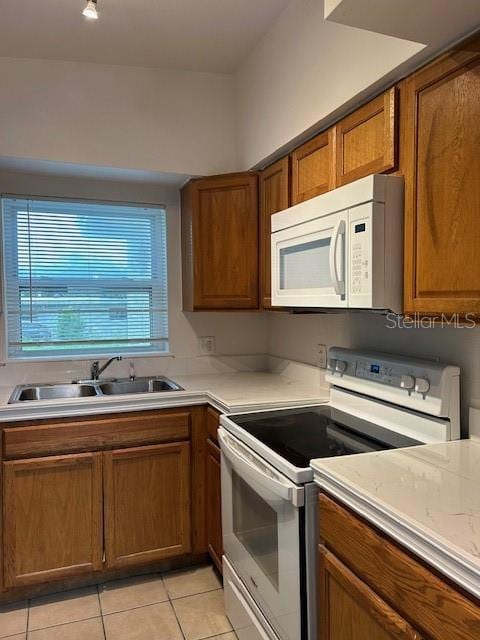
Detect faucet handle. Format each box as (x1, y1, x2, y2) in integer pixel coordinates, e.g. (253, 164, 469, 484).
(129, 361, 136, 381)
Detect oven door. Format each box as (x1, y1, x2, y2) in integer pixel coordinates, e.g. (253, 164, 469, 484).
(219, 428, 304, 640)
(271, 210, 348, 308)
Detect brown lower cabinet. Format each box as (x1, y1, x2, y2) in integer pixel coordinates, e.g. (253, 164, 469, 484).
(1, 406, 208, 594)
(319, 546, 422, 640)
(3, 452, 103, 588)
(319, 493, 480, 640)
(103, 442, 191, 569)
(205, 407, 223, 573)
(205, 438, 223, 574)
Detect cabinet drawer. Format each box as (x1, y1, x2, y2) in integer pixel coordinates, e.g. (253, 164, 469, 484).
(319, 493, 480, 640)
(3, 409, 190, 459)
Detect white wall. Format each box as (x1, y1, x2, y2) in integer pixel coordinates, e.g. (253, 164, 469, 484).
(235, 0, 424, 168)
(0, 57, 238, 176)
(268, 312, 480, 435)
(0, 170, 268, 385)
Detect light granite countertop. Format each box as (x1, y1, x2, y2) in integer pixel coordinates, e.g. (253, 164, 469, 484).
(0, 370, 329, 422)
(312, 438, 480, 599)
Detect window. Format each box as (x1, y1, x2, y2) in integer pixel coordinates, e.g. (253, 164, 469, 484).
(1, 197, 168, 359)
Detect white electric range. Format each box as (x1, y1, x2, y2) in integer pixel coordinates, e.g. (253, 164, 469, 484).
(219, 347, 460, 640)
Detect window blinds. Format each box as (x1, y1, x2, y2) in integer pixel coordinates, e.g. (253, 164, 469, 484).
(1, 197, 168, 359)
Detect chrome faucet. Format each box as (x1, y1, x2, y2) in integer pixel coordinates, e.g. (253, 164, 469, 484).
(90, 356, 122, 381)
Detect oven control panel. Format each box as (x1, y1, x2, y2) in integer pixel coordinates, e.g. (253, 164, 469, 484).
(354, 359, 428, 392)
(326, 347, 460, 422)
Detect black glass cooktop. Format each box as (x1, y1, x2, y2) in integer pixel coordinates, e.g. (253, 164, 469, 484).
(230, 405, 421, 469)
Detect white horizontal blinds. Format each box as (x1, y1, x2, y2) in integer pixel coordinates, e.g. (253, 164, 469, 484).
(2, 197, 168, 358)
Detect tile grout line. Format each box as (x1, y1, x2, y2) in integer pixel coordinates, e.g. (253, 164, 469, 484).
(26, 597, 30, 639)
(24, 614, 103, 634)
(168, 586, 223, 603)
(157, 575, 186, 640)
(163, 575, 186, 640)
(101, 598, 171, 617)
(6, 566, 227, 640)
(97, 585, 107, 640)
(169, 595, 187, 640)
(168, 586, 232, 640)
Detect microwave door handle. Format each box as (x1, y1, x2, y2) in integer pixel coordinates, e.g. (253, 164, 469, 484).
(218, 429, 303, 506)
(329, 219, 346, 295)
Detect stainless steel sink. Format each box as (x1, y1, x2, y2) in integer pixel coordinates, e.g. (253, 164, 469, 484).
(8, 376, 183, 403)
(10, 383, 99, 402)
(98, 377, 183, 395)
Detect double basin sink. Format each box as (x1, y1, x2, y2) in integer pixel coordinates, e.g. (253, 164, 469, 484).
(8, 376, 183, 403)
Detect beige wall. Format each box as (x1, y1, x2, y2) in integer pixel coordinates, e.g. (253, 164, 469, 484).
(0, 57, 238, 176)
(235, 0, 424, 169)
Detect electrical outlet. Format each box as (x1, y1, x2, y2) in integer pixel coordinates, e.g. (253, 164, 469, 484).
(317, 343, 327, 369)
(199, 336, 216, 355)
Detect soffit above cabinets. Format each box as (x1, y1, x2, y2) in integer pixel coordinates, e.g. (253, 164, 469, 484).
(324, 0, 480, 51)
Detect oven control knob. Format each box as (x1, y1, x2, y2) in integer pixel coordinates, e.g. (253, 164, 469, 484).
(400, 374, 416, 391)
(328, 358, 337, 372)
(415, 377, 430, 394)
(335, 360, 347, 374)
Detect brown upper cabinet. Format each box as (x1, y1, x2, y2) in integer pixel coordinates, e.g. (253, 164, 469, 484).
(291, 128, 336, 204)
(336, 87, 397, 187)
(259, 157, 290, 308)
(181, 173, 259, 310)
(403, 36, 480, 317)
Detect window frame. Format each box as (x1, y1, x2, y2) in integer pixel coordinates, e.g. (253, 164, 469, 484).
(0, 194, 171, 362)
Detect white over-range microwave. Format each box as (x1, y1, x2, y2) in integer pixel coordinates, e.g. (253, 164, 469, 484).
(271, 174, 404, 313)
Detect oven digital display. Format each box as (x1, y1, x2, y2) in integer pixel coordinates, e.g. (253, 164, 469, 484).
(370, 364, 380, 374)
(355, 223, 366, 233)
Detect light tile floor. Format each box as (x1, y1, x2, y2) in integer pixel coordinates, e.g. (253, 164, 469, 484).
(0, 565, 235, 640)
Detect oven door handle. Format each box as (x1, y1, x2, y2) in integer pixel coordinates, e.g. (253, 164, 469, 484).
(219, 429, 304, 507)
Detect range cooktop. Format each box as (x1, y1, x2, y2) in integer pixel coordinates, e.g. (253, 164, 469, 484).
(229, 405, 421, 469)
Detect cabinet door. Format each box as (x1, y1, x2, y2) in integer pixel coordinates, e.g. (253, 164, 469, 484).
(3, 453, 103, 588)
(104, 442, 191, 569)
(259, 157, 290, 308)
(206, 438, 223, 574)
(403, 38, 480, 316)
(291, 129, 336, 204)
(182, 173, 259, 310)
(319, 546, 423, 640)
(335, 88, 397, 187)
(206, 406, 220, 443)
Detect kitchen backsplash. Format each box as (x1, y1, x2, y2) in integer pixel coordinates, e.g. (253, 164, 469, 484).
(268, 311, 480, 436)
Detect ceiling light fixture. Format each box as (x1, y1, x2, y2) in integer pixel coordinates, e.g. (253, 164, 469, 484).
(82, 0, 99, 20)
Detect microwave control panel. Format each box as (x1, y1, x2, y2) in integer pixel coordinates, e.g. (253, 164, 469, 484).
(350, 219, 370, 296)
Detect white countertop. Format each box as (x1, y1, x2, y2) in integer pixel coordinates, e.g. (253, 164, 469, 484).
(312, 439, 480, 599)
(0, 371, 329, 422)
